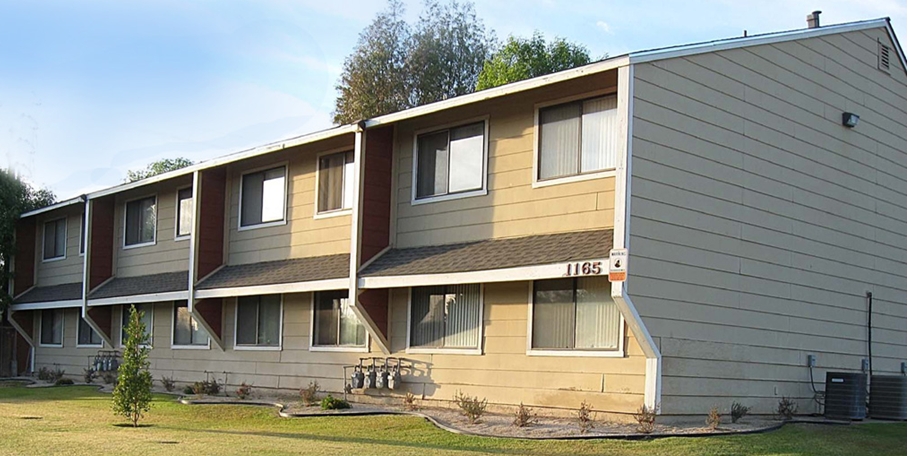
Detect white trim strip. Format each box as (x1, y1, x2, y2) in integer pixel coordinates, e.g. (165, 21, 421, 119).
(359, 259, 609, 289)
(194, 278, 349, 300)
(88, 291, 189, 306)
(20, 196, 84, 219)
(9, 299, 82, 311)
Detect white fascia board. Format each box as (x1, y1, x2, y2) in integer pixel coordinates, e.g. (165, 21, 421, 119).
(87, 291, 189, 306)
(359, 259, 610, 290)
(364, 56, 630, 128)
(630, 19, 889, 64)
(9, 299, 83, 311)
(86, 125, 359, 200)
(20, 196, 84, 219)
(884, 19, 908, 71)
(193, 278, 349, 300)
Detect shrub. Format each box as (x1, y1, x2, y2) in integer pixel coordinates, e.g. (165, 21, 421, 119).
(453, 390, 487, 424)
(301, 381, 320, 406)
(513, 403, 538, 428)
(160, 376, 176, 392)
(236, 382, 252, 399)
(101, 371, 118, 385)
(38, 367, 65, 383)
(578, 401, 596, 434)
(83, 368, 97, 384)
(191, 380, 221, 396)
(320, 394, 351, 410)
(55, 378, 75, 386)
(403, 392, 419, 411)
(730, 401, 750, 423)
(112, 304, 154, 427)
(633, 404, 657, 434)
(182, 385, 194, 395)
(36, 367, 51, 382)
(776, 396, 798, 421)
(706, 406, 721, 430)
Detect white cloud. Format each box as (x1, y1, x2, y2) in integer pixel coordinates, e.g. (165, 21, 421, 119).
(596, 20, 612, 34)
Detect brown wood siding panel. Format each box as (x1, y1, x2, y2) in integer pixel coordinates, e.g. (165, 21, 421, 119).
(89, 197, 114, 290)
(361, 126, 393, 264)
(198, 168, 227, 279)
(194, 298, 223, 340)
(86, 305, 113, 342)
(11, 310, 33, 340)
(14, 218, 36, 294)
(358, 289, 388, 340)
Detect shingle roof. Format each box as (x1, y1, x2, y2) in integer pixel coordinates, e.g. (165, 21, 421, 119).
(88, 271, 189, 299)
(361, 230, 613, 277)
(196, 254, 350, 290)
(13, 282, 83, 304)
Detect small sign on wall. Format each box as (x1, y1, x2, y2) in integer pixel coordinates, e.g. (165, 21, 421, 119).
(609, 248, 628, 282)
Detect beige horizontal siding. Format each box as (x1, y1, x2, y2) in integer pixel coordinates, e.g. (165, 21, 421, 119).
(629, 27, 907, 415)
(33, 308, 113, 376)
(393, 73, 617, 248)
(34, 208, 84, 287)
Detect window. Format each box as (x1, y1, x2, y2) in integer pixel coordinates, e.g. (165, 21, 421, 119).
(537, 95, 618, 181)
(531, 277, 621, 351)
(125, 196, 157, 246)
(240, 166, 286, 227)
(78, 316, 102, 346)
(40, 309, 64, 346)
(313, 291, 366, 348)
(236, 295, 281, 347)
(409, 284, 482, 351)
(175, 187, 193, 238)
(43, 218, 66, 260)
(172, 301, 208, 347)
(79, 213, 86, 255)
(317, 151, 355, 214)
(415, 121, 486, 200)
(121, 304, 153, 346)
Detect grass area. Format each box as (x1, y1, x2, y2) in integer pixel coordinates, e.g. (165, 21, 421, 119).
(0, 385, 905, 456)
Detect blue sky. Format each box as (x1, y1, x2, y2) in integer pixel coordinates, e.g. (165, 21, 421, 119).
(1, 0, 905, 198)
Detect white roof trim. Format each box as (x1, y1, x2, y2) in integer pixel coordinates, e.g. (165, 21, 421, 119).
(194, 278, 349, 299)
(884, 18, 908, 71)
(87, 291, 189, 306)
(9, 299, 82, 311)
(20, 197, 84, 219)
(359, 259, 609, 289)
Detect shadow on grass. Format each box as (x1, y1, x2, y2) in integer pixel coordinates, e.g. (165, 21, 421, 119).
(0, 385, 108, 403)
(112, 423, 155, 428)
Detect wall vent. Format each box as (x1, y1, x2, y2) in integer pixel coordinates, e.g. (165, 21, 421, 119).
(868, 375, 907, 420)
(824, 372, 867, 420)
(878, 39, 891, 71)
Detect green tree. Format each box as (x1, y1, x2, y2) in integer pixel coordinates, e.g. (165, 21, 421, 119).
(125, 157, 193, 183)
(0, 169, 56, 311)
(112, 304, 153, 427)
(476, 31, 592, 91)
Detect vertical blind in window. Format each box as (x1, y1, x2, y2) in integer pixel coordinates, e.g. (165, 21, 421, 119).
(43, 218, 66, 259)
(241, 166, 286, 227)
(538, 95, 618, 180)
(314, 291, 366, 346)
(416, 122, 485, 199)
(176, 187, 193, 237)
(236, 295, 281, 346)
(173, 301, 207, 346)
(78, 317, 102, 346)
(410, 284, 481, 349)
(318, 151, 355, 213)
(125, 197, 156, 246)
(121, 304, 153, 345)
(40, 309, 63, 345)
(532, 276, 620, 350)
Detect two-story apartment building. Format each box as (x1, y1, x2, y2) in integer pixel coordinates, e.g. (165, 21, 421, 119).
(6, 15, 906, 417)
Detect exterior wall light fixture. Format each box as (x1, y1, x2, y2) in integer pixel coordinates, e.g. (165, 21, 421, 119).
(842, 112, 860, 128)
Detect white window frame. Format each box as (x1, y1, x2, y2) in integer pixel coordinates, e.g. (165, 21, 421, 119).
(76, 314, 103, 348)
(38, 308, 64, 348)
(308, 292, 369, 353)
(531, 89, 618, 189)
(405, 284, 484, 356)
(237, 162, 289, 232)
(411, 116, 489, 206)
(122, 194, 158, 249)
(41, 216, 67, 263)
(233, 295, 283, 351)
(525, 281, 625, 358)
(119, 304, 154, 349)
(171, 301, 211, 350)
(314, 147, 356, 219)
(174, 186, 193, 241)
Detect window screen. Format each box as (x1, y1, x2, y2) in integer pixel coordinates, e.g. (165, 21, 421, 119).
(532, 277, 620, 350)
(410, 284, 481, 349)
(125, 196, 156, 246)
(78, 316, 102, 346)
(314, 290, 366, 347)
(318, 152, 355, 213)
(173, 301, 208, 346)
(176, 187, 193, 237)
(236, 295, 281, 346)
(40, 309, 63, 345)
(43, 218, 66, 260)
(538, 95, 618, 180)
(241, 166, 286, 227)
(416, 122, 485, 199)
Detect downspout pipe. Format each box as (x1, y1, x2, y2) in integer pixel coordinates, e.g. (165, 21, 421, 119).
(866, 291, 872, 378)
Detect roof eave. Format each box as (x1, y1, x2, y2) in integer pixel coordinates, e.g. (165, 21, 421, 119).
(20, 196, 85, 219)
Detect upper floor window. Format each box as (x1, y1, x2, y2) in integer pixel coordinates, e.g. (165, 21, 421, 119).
(121, 304, 153, 347)
(236, 294, 282, 348)
(79, 213, 86, 255)
(414, 121, 486, 201)
(125, 196, 157, 247)
(175, 187, 193, 239)
(240, 166, 286, 228)
(43, 218, 66, 260)
(40, 308, 64, 347)
(317, 151, 355, 214)
(78, 316, 102, 346)
(530, 276, 621, 353)
(313, 290, 366, 349)
(409, 284, 482, 353)
(537, 95, 618, 181)
(173, 301, 208, 347)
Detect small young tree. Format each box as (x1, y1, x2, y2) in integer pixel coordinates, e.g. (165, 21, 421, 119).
(112, 305, 153, 427)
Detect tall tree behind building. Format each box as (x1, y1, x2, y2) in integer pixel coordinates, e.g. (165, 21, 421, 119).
(476, 32, 592, 91)
(125, 157, 194, 183)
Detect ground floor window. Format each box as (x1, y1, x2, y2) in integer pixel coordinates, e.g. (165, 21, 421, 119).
(531, 276, 621, 351)
(236, 295, 281, 348)
(78, 316, 102, 346)
(313, 291, 366, 348)
(121, 304, 153, 346)
(40, 309, 63, 346)
(173, 301, 208, 347)
(409, 284, 482, 350)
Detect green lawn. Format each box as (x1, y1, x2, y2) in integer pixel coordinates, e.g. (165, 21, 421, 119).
(0, 386, 905, 456)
